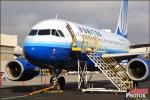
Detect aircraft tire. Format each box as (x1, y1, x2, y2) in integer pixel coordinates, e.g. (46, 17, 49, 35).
(58, 76, 65, 89)
(50, 76, 65, 90)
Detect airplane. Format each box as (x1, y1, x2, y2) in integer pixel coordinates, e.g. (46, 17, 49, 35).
(4, 0, 150, 90)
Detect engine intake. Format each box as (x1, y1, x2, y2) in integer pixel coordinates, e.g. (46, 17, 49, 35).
(126, 58, 150, 81)
(5, 58, 40, 81)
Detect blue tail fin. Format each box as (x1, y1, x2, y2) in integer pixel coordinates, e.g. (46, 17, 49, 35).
(115, 0, 128, 38)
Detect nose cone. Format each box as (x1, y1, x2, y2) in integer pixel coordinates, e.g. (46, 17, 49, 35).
(23, 45, 51, 65)
(23, 37, 71, 66)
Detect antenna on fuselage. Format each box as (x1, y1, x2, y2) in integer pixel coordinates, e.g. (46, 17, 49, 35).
(55, 14, 58, 19)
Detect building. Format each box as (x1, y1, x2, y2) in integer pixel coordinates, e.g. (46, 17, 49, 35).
(0, 34, 18, 72)
(130, 44, 150, 60)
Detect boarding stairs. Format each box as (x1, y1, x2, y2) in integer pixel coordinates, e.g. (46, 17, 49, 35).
(67, 23, 133, 92)
(86, 52, 133, 92)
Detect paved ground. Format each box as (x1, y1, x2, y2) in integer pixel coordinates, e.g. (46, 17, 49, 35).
(1, 73, 109, 88)
(0, 73, 150, 100)
(0, 81, 125, 100)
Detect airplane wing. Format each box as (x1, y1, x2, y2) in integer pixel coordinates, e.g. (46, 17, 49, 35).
(130, 44, 150, 49)
(102, 52, 150, 61)
(1, 51, 23, 57)
(102, 43, 150, 61)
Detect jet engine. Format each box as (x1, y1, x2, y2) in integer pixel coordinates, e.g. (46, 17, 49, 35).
(5, 58, 40, 81)
(126, 58, 150, 81)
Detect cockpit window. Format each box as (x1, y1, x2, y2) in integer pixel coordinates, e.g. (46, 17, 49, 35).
(29, 30, 37, 35)
(38, 29, 50, 35)
(52, 29, 60, 37)
(58, 30, 65, 37)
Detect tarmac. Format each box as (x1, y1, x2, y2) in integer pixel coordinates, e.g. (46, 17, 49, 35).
(0, 73, 150, 100)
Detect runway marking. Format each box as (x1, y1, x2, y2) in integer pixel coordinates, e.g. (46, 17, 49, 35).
(1, 88, 63, 100)
(1, 95, 29, 100)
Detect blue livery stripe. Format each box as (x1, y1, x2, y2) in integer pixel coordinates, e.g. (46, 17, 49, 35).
(23, 41, 71, 48)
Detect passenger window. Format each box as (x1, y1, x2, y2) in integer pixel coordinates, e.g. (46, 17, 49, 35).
(97, 32, 100, 36)
(29, 30, 37, 35)
(83, 28, 87, 34)
(58, 30, 65, 37)
(98, 31, 102, 36)
(95, 31, 99, 36)
(89, 30, 93, 35)
(91, 30, 95, 35)
(86, 29, 91, 34)
(52, 29, 60, 37)
(78, 26, 83, 33)
(38, 29, 50, 35)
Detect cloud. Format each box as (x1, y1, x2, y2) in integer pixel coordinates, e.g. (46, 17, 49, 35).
(2, 14, 38, 33)
(1, 1, 149, 45)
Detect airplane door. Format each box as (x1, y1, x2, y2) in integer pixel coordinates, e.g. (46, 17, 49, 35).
(66, 23, 77, 47)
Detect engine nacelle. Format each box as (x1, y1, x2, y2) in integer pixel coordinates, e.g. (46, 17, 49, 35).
(126, 58, 150, 81)
(5, 58, 40, 81)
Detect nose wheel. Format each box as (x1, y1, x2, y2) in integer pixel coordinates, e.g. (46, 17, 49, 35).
(50, 76, 65, 90)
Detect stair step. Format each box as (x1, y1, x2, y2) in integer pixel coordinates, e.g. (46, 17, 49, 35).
(87, 52, 133, 91)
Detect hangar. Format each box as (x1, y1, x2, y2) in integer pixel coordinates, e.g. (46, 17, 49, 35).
(130, 44, 150, 60)
(0, 33, 18, 72)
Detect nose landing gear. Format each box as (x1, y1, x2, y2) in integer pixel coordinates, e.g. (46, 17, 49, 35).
(50, 76, 65, 90)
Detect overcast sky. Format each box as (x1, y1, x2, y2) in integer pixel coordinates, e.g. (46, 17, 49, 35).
(1, 1, 149, 46)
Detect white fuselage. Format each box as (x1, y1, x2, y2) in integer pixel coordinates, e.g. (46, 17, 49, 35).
(24, 19, 130, 54)
(23, 19, 131, 66)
